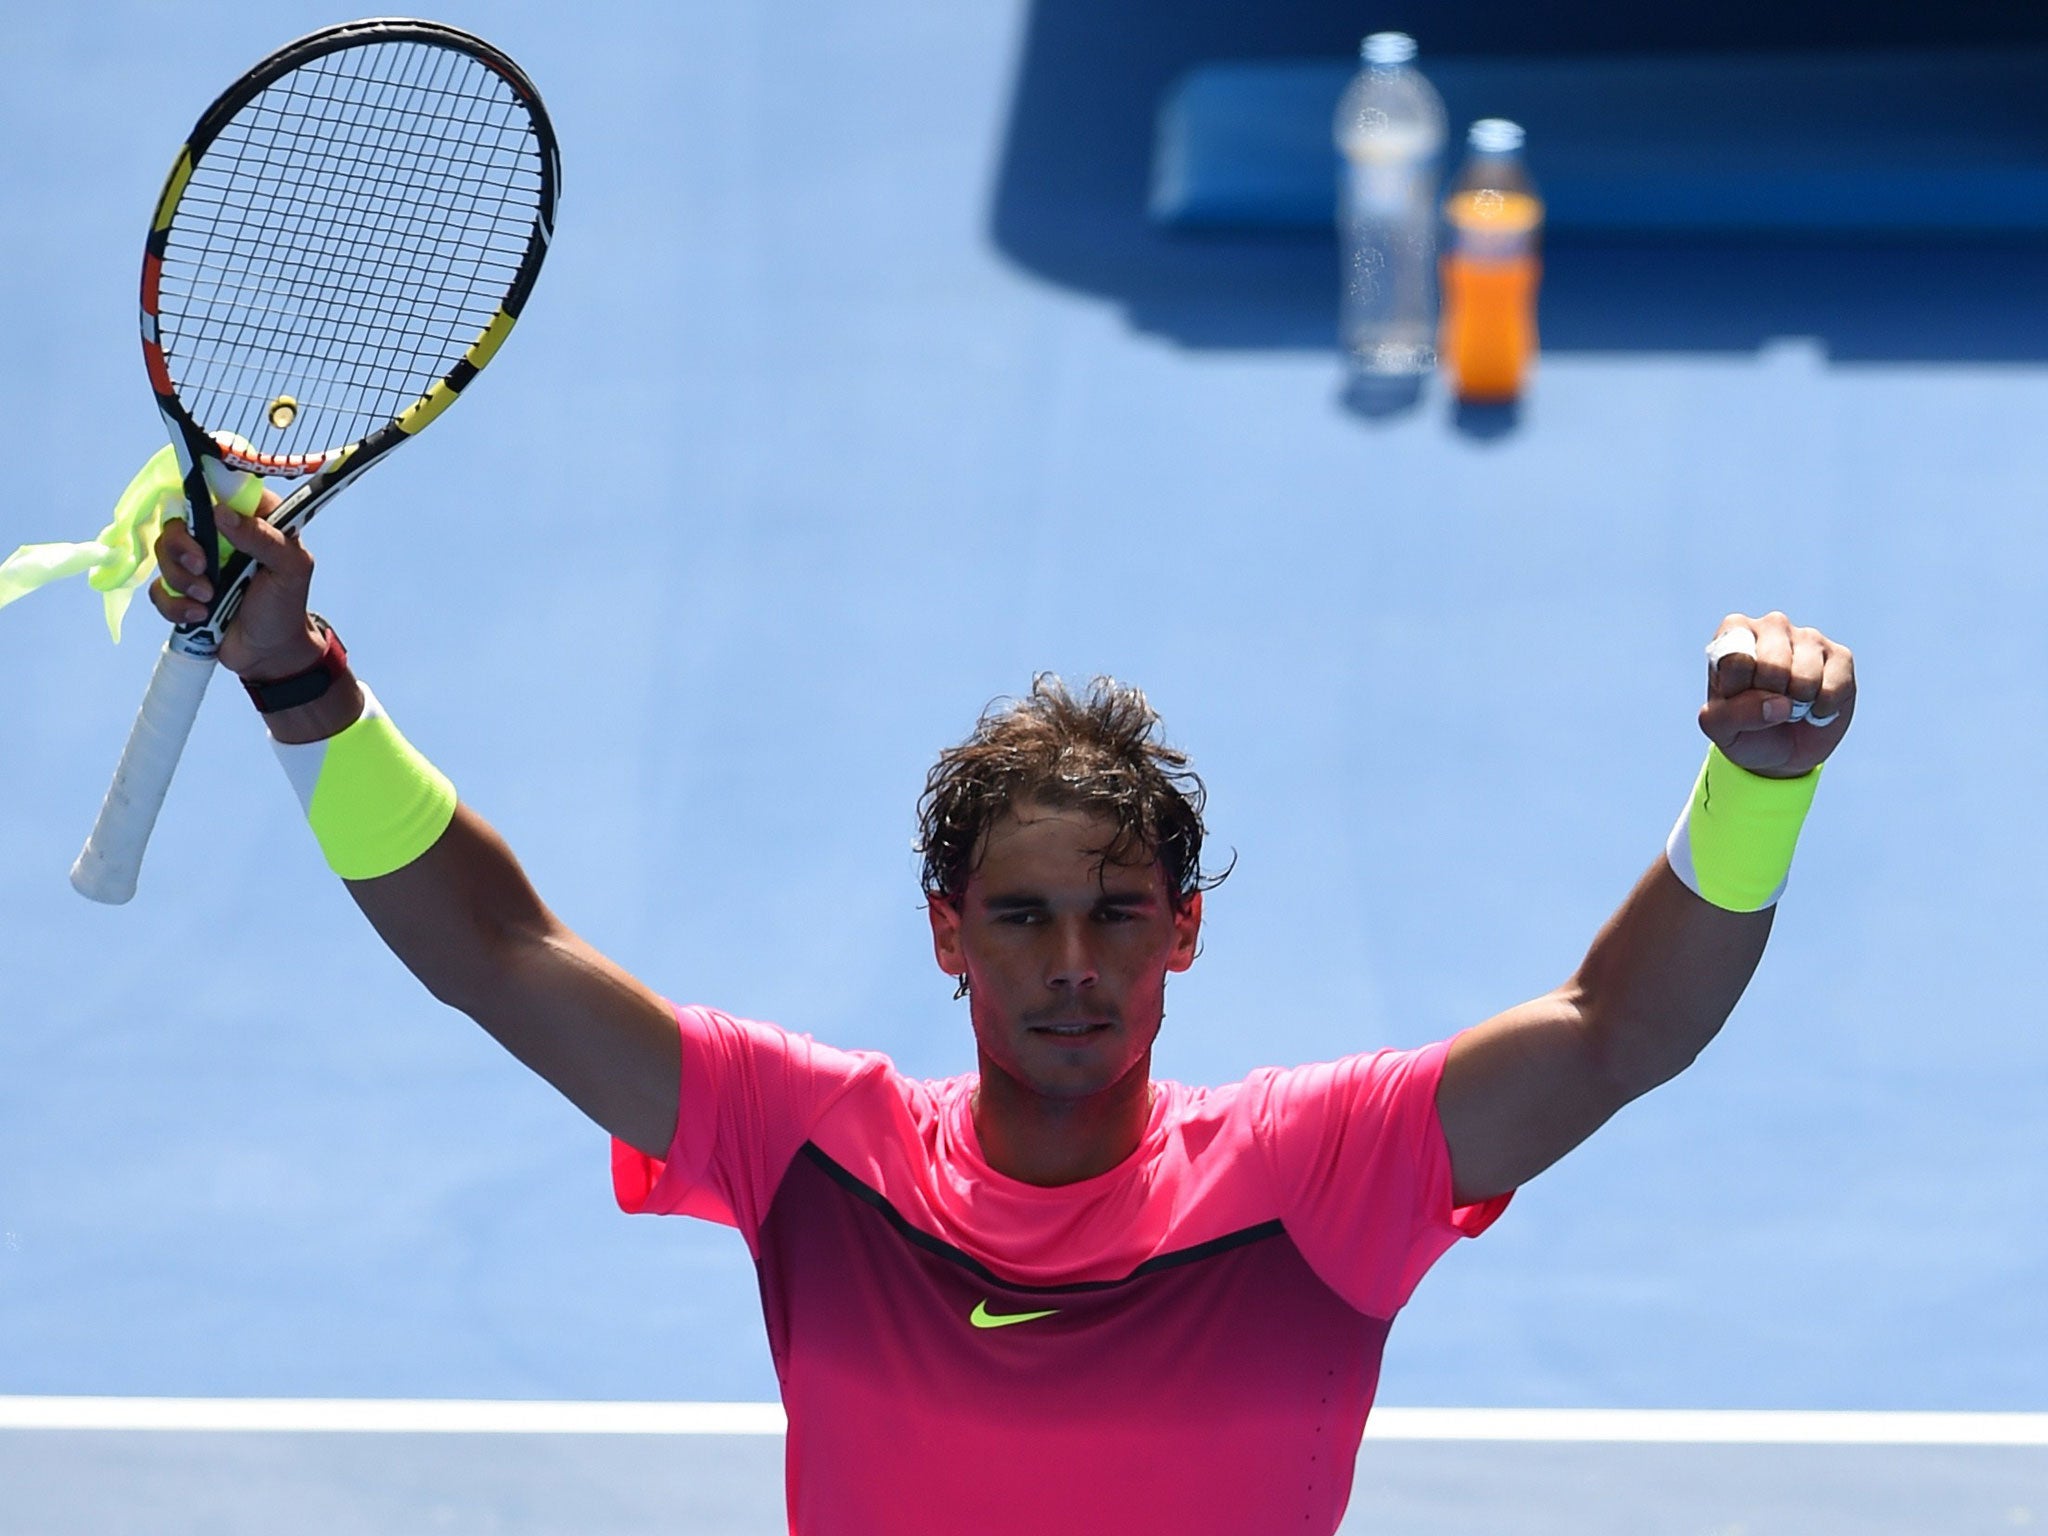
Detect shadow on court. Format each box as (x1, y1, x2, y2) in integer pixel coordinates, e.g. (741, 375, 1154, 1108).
(988, 0, 2048, 358)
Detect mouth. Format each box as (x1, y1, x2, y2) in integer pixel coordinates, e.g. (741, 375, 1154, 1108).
(1030, 1022, 1112, 1039)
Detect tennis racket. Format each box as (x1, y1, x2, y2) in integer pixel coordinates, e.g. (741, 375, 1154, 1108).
(71, 19, 560, 904)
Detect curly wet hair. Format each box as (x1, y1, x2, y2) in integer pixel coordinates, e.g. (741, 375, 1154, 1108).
(915, 674, 1230, 914)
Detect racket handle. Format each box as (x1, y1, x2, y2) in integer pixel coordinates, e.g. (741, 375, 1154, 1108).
(71, 642, 218, 904)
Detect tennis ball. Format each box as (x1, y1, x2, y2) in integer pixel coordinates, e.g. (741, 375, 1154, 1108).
(205, 435, 265, 515)
(223, 474, 264, 515)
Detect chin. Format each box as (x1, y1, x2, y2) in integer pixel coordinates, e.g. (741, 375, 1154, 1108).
(1004, 1043, 1146, 1101)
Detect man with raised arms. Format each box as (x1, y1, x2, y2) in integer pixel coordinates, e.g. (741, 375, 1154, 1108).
(151, 500, 1853, 1534)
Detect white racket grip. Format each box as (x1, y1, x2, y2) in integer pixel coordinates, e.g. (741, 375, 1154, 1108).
(70, 642, 218, 904)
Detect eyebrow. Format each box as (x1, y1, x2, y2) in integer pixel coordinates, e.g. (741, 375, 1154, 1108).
(980, 890, 1157, 912)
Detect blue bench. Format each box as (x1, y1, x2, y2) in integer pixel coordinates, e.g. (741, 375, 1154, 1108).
(1150, 50, 2048, 235)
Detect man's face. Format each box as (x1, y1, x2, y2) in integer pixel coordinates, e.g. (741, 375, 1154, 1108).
(927, 801, 1202, 1101)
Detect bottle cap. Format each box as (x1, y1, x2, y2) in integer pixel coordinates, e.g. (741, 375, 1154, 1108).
(1468, 118, 1525, 154)
(1361, 32, 1417, 66)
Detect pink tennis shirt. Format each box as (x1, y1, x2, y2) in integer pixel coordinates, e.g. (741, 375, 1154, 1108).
(613, 1004, 1510, 1535)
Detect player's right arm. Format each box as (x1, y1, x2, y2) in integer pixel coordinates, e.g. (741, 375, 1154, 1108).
(342, 809, 682, 1160)
(151, 496, 680, 1161)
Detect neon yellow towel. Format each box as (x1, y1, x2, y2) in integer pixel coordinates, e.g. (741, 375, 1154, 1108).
(0, 447, 251, 641)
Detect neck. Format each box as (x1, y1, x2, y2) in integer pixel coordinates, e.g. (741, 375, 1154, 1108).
(969, 1056, 1156, 1186)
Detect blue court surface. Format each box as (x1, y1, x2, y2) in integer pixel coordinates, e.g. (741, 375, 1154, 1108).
(3, 2, 2046, 1531)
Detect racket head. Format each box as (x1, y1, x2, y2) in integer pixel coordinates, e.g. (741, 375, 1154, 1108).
(139, 18, 559, 487)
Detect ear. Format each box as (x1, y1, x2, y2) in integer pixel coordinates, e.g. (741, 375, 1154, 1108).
(928, 895, 966, 978)
(1166, 889, 1202, 973)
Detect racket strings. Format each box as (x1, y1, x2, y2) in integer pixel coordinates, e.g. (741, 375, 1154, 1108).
(183, 44, 533, 438)
(156, 38, 545, 464)
(188, 45, 533, 367)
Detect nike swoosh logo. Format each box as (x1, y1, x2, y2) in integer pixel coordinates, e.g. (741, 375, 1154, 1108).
(970, 1299, 1059, 1330)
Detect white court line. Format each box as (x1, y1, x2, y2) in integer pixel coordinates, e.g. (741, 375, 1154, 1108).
(0, 1400, 2045, 1445)
(1366, 1409, 2048, 1446)
(0, 1399, 788, 1435)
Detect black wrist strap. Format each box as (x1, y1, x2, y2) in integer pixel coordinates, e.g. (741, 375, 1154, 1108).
(244, 616, 348, 714)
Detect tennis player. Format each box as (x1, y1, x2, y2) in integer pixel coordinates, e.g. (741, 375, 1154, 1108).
(151, 504, 1853, 1534)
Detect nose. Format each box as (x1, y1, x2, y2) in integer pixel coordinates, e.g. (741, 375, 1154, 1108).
(1046, 916, 1098, 990)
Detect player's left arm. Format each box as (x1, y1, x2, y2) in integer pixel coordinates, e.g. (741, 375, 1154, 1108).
(1436, 613, 1856, 1207)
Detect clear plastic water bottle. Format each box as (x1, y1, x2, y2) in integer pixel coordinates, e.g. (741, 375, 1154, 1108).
(1333, 33, 1447, 376)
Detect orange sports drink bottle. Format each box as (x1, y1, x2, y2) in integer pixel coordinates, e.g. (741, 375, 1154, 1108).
(1439, 119, 1543, 404)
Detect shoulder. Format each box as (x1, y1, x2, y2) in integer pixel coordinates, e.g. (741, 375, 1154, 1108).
(1245, 1039, 1452, 1109)
(1222, 1041, 1457, 1178)
(678, 1003, 900, 1082)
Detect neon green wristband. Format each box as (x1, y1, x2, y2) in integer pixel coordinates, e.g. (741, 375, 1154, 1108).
(1664, 744, 1821, 912)
(272, 684, 457, 880)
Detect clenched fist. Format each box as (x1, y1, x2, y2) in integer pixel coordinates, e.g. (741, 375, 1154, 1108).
(1702, 612, 1855, 779)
